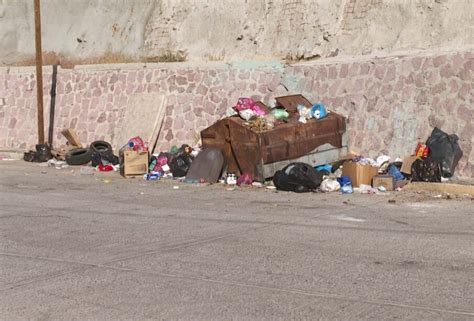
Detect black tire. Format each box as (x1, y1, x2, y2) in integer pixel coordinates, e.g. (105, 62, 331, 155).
(66, 148, 92, 165)
(90, 141, 113, 157)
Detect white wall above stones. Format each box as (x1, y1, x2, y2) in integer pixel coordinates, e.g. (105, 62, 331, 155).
(1, 0, 473, 65)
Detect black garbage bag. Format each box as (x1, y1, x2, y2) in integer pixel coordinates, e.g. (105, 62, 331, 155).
(273, 162, 323, 193)
(426, 127, 463, 178)
(23, 144, 52, 163)
(169, 155, 193, 177)
(411, 156, 441, 182)
(169, 146, 194, 177)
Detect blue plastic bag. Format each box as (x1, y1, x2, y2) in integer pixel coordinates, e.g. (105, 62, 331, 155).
(316, 164, 333, 173)
(311, 103, 328, 120)
(388, 165, 405, 181)
(337, 176, 353, 194)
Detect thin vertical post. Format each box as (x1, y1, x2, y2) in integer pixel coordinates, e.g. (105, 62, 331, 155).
(48, 65, 58, 145)
(34, 0, 45, 144)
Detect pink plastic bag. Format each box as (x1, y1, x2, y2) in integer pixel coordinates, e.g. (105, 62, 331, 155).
(152, 155, 169, 172)
(237, 172, 253, 186)
(234, 98, 267, 116)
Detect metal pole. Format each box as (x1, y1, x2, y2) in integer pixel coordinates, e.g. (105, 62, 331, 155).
(34, 0, 45, 144)
(48, 65, 58, 145)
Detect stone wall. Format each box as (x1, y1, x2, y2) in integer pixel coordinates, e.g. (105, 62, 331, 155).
(0, 50, 472, 178)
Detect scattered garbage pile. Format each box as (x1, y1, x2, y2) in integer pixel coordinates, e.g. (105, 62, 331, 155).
(22, 92, 464, 195)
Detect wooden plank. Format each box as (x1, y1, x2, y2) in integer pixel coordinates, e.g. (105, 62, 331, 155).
(34, 0, 45, 144)
(61, 128, 83, 148)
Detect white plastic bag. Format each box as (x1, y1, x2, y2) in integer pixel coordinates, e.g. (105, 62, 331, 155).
(320, 178, 340, 192)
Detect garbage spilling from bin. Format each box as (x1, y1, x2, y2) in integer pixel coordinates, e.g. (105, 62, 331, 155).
(22, 92, 465, 196)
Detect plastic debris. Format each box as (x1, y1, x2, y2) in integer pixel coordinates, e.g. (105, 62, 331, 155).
(226, 173, 237, 185)
(316, 164, 333, 173)
(47, 159, 69, 170)
(237, 172, 253, 186)
(320, 178, 340, 192)
(310, 103, 328, 120)
(415, 143, 430, 158)
(145, 172, 162, 181)
(270, 108, 289, 120)
(387, 165, 405, 181)
(338, 176, 353, 194)
(98, 164, 114, 172)
(297, 104, 311, 123)
(375, 155, 391, 168)
(234, 97, 267, 116)
(426, 127, 463, 178)
(357, 184, 376, 194)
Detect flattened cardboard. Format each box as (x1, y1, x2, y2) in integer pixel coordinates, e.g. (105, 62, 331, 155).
(120, 150, 149, 177)
(342, 161, 379, 187)
(401, 156, 418, 175)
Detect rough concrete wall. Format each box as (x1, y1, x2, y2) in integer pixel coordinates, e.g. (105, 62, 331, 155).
(1, 50, 472, 178)
(1, 0, 473, 65)
(0, 0, 157, 65)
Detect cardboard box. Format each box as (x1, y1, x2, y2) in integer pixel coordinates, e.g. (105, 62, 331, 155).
(372, 174, 395, 191)
(120, 150, 149, 177)
(342, 161, 379, 187)
(400, 156, 418, 175)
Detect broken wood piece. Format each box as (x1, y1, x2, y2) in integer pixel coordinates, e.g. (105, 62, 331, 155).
(61, 129, 83, 148)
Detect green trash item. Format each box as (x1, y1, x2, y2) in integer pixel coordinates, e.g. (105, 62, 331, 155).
(271, 108, 289, 120)
(169, 145, 179, 154)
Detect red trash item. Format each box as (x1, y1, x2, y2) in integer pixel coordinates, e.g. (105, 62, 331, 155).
(237, 172, 253, 186)
(415, 143, 430, 158)
(128, 136, 148, 152)
(98, 164, 114, 172)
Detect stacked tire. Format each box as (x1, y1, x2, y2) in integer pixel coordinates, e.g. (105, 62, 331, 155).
(65, 141, 117, 166)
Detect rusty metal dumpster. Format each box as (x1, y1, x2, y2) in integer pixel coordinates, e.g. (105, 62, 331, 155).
(201, 111, 348, 181)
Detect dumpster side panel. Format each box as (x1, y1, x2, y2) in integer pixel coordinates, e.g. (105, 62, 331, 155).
(201, 119, 240, 174)
(260, 113, 346, 164)
(227, 120, 264, 179)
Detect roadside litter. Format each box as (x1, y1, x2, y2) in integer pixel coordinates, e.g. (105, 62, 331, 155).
(22, 93, 465, 196)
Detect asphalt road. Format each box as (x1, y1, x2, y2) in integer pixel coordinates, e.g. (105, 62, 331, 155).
(0, 161, 473, 320)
